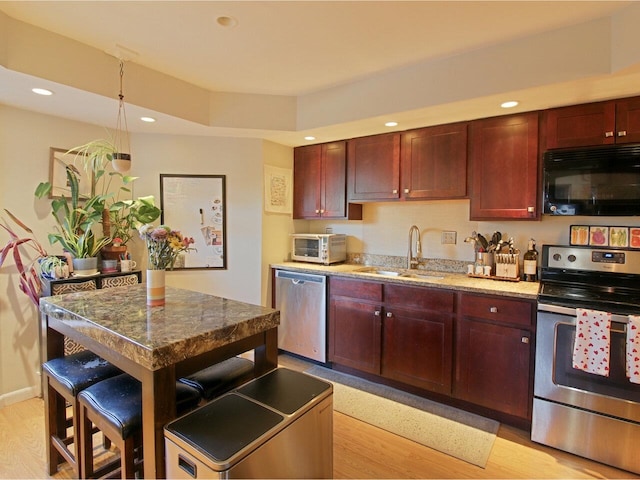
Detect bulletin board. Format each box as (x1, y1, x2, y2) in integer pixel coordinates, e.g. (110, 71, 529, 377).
(160, 174, 226, 269)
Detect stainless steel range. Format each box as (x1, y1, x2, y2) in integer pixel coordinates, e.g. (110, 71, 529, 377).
(532, 245, 640, 474)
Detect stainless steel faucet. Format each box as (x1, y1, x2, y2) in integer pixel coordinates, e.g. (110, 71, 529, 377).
(407, 225, 422, 269)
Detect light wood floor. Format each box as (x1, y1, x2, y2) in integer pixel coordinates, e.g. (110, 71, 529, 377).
(0, 354, 636, 479)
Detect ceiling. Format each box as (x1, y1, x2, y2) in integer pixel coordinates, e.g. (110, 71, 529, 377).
(1, 1, 638, 146)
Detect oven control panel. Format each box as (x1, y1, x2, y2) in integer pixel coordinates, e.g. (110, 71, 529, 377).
(544, 245, 640, 274)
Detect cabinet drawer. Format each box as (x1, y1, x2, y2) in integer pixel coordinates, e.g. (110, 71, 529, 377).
(385, 284, 454, 312)
(460, 293, 533, 327)
(330, 277, 382, 302)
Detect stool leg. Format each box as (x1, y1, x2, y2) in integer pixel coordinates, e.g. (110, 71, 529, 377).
(122, 437, 136, 479)
(79, 402, 94, 479)
(44, 379, 64, 474)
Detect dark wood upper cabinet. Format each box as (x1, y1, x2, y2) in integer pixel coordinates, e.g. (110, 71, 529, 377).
(400, 123, 468, 199)
(615, 96, 640, 144)
(293, 141, 362, 219)
(469, 112, 539, 220)
(545, 96, 640, 149)
(347, 133, 401, 201)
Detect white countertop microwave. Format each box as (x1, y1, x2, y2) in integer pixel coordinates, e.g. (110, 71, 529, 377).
(291, 234, 346, 265)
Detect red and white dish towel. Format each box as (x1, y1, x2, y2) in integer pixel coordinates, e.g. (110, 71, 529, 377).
(627, 315, 640, 384)
(572, 308, 611, 377)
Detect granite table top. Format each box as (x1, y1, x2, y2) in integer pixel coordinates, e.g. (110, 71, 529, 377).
(40, 284, 280, 370)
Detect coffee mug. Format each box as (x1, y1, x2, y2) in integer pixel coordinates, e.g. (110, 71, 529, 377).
(120, 260, 137, 272)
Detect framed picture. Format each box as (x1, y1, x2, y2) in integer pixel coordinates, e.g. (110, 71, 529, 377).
(570, 225, 589, 245)
(160, 174, 226, 269)
(49, 147, 93, 199)
(588, 226, 609, 246)
(264, 165, 292, 214)
(609, 227, 629, 248)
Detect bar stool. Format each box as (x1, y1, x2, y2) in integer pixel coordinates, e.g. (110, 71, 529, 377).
(178, 356, 255, 401)
(78, 374, 202, 479)
(42, 350, 122, 476)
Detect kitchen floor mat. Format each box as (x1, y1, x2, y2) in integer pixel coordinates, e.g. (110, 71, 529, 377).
(305, 365, 499, 468)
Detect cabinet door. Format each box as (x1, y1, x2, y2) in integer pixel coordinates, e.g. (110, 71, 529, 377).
(348, 133, 400, 201)
(456, 318, 531, 419)
(320, 141, 348, 218)
(615, 97, 640, 144)
(293, 144, 322, 218)
(545, 101, 615, 149)
(469, 112, 539, 220)
(382, 306, 453, 394)
(329, 297, 381, 374)
(401, 123, 467, 199)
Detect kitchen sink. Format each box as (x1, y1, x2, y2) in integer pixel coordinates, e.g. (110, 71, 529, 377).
(405, 273, 446, 281)
(354, 267, 446, 281)
(356, 268, 404, 276)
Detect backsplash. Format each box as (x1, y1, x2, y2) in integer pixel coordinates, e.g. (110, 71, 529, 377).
(347, 253, 468, 273)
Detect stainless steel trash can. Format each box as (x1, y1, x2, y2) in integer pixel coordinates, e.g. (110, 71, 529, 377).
(164, 368, 333, 479)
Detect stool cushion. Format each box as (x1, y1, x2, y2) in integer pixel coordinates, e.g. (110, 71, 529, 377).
(78, 374, 142, 439)
(78, 374, 202, 439)
(42, 350, 122, 396)
(179, 357, 254, 400)
(176, 382, 202, 413)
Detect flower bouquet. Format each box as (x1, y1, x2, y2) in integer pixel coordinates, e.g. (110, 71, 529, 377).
(139, 224, 195, 306)
(139, 224, 196, 270)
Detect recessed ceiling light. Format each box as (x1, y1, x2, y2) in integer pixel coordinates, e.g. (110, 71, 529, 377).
(140, 116, 156, 123)
(304, 136, 316, 141)
(32, 88, 53, 96)
(216, 16, 238, 28)
(501, 101, 519, 109)
(385, 121, 398, 127)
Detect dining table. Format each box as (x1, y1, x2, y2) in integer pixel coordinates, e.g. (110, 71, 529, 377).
(39, 284, 280, 479)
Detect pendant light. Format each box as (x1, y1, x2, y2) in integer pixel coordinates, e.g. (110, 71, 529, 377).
(112, 59, 131, 173)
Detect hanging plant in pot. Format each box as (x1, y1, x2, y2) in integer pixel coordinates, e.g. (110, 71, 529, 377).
(35, 165, 112, 275)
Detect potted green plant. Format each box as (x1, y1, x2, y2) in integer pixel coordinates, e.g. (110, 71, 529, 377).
(66, 139, 161, 261)
(38, 255, 69, 279)
(35, 165, 111, 274)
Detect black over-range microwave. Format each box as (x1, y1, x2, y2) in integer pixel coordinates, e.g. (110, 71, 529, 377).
(543, 143, 640, 216)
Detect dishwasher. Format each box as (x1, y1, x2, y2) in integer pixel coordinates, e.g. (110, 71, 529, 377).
(274, 270, 327, 362)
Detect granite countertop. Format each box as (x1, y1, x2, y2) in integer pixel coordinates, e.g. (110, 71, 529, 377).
(271, 261, 540, 300)
(40, 284, 280, 370)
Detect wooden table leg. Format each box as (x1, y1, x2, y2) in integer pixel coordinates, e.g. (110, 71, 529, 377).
(254, 327, 279, 375)
(142, 367, 176, 479)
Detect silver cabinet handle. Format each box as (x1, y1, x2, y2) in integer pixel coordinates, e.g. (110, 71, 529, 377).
(315, 209, 320, 214)
(374, 310, 381, 316)
(392, 189, 398, 194)
(527, 206, 535, 213)
(618, 130, 627, 137)
(521, 336, 530, 344)
(605, 131, 614, 138)
(404, 188, 410, 194)
(320, 209, 325, 214)
(386, 312, 393, 318)
(489, 306, 498, 313)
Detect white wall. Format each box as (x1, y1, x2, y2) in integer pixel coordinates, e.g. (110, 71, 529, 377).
(129, 133, 267, 304)
(0, 105, 277, 406)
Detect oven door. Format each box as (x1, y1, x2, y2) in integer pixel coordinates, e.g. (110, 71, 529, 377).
(535, 304, 640, 423)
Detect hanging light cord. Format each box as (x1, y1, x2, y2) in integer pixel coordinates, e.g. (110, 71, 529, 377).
(115, 59, 131, 155)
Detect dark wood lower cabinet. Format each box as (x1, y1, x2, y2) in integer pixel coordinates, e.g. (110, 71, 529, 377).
(382, 306, 452, 394)
(328, 276, 535, 425)
(455, 317, 532, 419)
(329, 297, 382, 374)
